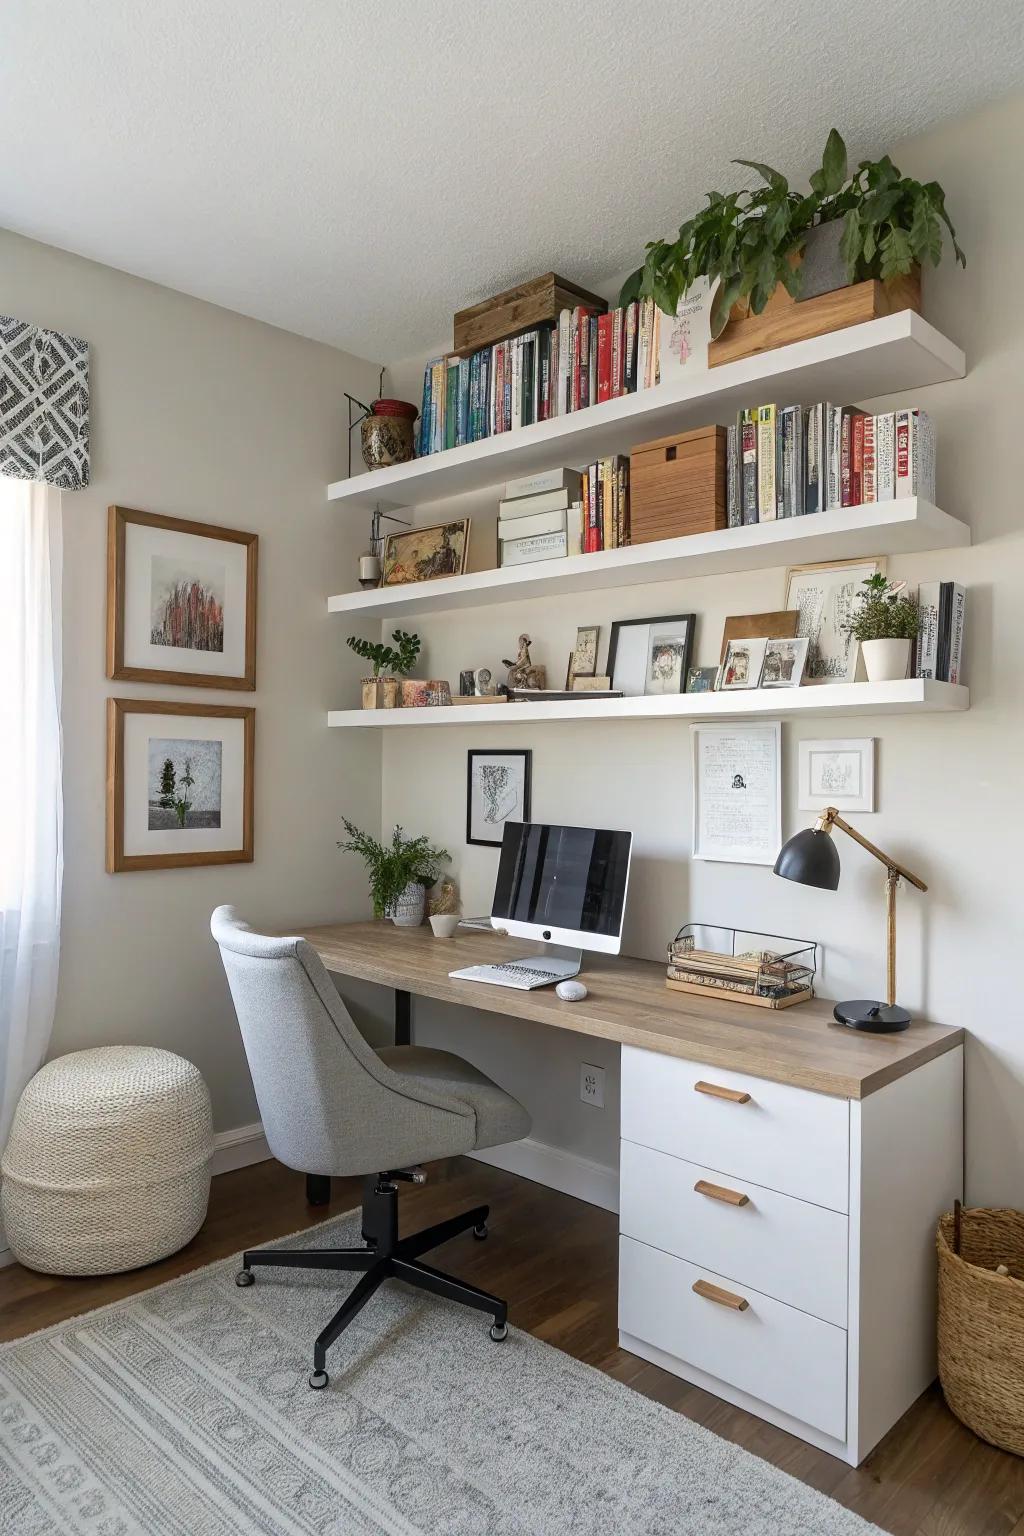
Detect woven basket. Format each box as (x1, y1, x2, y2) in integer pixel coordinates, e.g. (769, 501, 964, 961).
(937, 1205, 1024, 1456)
(1, 1046, 213, 1275)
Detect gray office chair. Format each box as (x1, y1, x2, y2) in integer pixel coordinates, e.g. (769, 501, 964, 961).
(210, 906, 531, 1389)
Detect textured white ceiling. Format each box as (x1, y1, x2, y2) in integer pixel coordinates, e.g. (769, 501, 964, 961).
(2, 1, 1022, 363)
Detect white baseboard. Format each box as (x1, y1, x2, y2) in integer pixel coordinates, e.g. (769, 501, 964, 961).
(470, 1136, 619, 1213)
(210, 1121, 272, 1176)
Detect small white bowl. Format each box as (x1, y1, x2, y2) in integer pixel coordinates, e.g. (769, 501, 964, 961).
(429, 914, 460, 938)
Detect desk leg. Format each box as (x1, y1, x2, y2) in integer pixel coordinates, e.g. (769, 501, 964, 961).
(395, 989, 412, 1047)
(306, 1174, 331, 1206)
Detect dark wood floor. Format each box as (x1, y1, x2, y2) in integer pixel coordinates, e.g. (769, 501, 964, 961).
(2, 1155, 1021, 1535)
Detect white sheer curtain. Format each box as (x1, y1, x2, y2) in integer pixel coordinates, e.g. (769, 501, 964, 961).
(0, 476, 63, 1153)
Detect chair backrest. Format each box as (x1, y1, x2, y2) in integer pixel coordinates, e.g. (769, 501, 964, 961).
(210, 906, 473, 1177)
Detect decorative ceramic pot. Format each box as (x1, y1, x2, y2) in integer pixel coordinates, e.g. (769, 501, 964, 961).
(429, 914, 460, 938)
(392, 881, 426, 928)
(360, 399, 418, 470)
(380, 676, 401, 709)
(402, 678, 429, 707)
(860, 638, 912, 682)
(361, 677, 381, 709)
(426, 679, 452, 706)
(358, 553, 382, 589)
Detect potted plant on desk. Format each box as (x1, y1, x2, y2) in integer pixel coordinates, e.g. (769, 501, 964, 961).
(846, 574, 921, 681)
(347, 629, 422, 708)
(339, 819, 450, 927)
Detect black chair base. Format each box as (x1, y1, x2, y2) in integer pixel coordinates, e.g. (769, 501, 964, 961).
(236, 1173, 509, 1388)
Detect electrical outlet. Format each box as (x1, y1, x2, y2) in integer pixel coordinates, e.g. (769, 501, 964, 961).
(580, 1063, 605, 1108)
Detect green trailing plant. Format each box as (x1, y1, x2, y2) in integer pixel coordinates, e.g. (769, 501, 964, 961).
(338, 818, 450, 918)
(346, 629, 421, 678)
(845, 574, 920, 642)
(620, 128, 965, 339)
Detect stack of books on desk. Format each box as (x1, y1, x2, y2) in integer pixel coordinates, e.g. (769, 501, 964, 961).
(498, 467, 582, 567)
(665, 938, 813, 1010)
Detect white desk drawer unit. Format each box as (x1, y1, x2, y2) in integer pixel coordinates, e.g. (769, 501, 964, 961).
(617, 1042, 964, 1465)
(619, 1139, 848, 1328)
(620, 1045, 849, 1212)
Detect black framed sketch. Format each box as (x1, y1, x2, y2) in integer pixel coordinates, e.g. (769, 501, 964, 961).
(466, 749, 532, 847)
(607, 613, 696, 696)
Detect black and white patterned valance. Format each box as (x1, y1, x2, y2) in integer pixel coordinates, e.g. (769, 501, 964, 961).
(0, 314, 90, 489)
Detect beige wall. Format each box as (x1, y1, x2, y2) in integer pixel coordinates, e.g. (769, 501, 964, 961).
(1, 229, 389, 1131)
(379, 93, 1024, 1205)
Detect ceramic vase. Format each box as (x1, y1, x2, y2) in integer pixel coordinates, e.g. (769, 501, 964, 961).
(380, 676, 401, 709)
(360, 399, 418, 470)
(360, 677, 381, 709)
(860, 638, 912, 682)
(429, 914, 460, 938)
(392, 881, 426, 927)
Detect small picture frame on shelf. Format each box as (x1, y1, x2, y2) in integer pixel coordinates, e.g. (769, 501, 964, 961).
(466, 749, 532, 847)
(720, 637, 768, 690)
(608, 614, 695, 697)
(382, 519, 471, 586)
(686, 665, 720, 694)
(760, 636, 809, 688)
(799, 738, 876, 813)
(568, 625, 600, 683)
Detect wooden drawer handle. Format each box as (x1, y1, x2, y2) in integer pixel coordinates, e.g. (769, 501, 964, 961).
(694, 1079, 751, 1104)
(694, 1179, 750, 1207)
(692, 1278, 750, 1312)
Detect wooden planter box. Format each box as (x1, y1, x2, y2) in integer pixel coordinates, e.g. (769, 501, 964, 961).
(454, 273, 607, 354)
(708, 267, 921, 369)
(629, 425, 726, 544)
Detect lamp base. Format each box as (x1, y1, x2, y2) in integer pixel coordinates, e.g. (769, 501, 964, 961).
(833, 999, 911, 1033)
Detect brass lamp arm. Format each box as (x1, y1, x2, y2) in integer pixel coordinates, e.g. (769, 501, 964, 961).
(817, 808, 928, 892)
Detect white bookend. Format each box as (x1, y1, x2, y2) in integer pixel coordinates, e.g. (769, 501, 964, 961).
(497, 508, 568, 541)
(916, 580, 941, 679)
(500, 530, 569, 567)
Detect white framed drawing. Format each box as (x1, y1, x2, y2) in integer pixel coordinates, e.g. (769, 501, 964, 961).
(761, 635, 809, 688)
(691, 721, 782, 865)
(466, 749, 531, 847)
(799, 738, 876, 813)
(720, 637, 768, 690)
(785, 558, 885, 683)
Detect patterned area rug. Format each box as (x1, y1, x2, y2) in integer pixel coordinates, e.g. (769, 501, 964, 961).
(0, 1211, 882, 1536)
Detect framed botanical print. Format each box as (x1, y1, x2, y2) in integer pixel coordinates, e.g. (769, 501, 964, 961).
(382, 519, 471, 586)
(466, 749, 532, 847)
(107, 506, 258, 690)
(607, 614, 695, 696)
(106, 699, 254, 872)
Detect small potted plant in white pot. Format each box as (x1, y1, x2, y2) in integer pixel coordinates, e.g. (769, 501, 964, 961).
(338, 818, 450, 927)
(846, 574, 920, 682)
(346, 629, 422, 708)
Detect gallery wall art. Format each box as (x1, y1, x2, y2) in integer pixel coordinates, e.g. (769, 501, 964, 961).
(106, 698, 254, 872)
(0, 314, 90, 489)
(107, 506, 258, 689)
(466, 749, 532, 847)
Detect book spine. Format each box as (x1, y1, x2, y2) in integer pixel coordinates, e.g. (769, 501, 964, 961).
(637, 299, 650, 393)
(624, 302, 638, 393)
(419, 364, 432, 456)
(862, 414, 876, 503)
(500, 531, 568, 567)
(588, 314, 598, 405)
(851, 412, 865, 506)
(611, 308, 624, 397)
(794, 404, 805, 517)
(947, 583, 966, 685)
(620, 457, 630, 546)
(566, 501, 584, 556)
(726, 422, 740, 528)
(895, 409, 911, 496)
(826, 405, 843, 509)
(915, 580, 941, 679)
(741, 409, 758, 524)
(602, 458, 614, 548)
(510, 337, 523, 432)
(936, 581, 953, 680)
(431, 358, 445, 453)
(840, 408, 852, 506)
(479, 348, 490, 439)
(597, 313, 613, 403)
(757, 404, 777, 520)
(874, 412, 895, 499)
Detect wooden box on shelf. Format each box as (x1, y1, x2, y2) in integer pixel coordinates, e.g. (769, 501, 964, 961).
(628, 424, 726, 544)
(453, 273, 607, 354)
(709, 268, 922, 369)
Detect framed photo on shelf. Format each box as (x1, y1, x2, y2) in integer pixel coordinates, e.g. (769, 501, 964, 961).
(106, 698, 255, 873)
(382, 519, 471, 586)
(761, 635, 810, 688)
(785, 557, 885, 683)
(569, 625, 600, 680)
(799, 738, 876, 813)
(686, 665, 720, 694)
(720, 638, 768, 690)
(691, 721, 782, 866)
(106, 506, 258, 690)
(466, 748, 532, 848)
(608, 613, 695, 697)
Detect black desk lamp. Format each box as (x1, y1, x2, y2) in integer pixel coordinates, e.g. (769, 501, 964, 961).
(773, 808, 928, 1033)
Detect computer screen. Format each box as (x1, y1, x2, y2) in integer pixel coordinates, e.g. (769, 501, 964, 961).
(491, 822, 632, 954)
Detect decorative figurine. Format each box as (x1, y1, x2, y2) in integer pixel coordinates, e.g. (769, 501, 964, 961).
(473, 667, 496, 697)
(503, 634, 546, 692)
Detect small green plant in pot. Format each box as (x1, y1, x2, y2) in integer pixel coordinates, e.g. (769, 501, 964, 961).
(338, 818, 450, 925)
(347, 629, 421, 708)
(845, 574, 920, 682)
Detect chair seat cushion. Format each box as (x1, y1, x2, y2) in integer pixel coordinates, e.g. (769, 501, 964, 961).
(376, 1046, 531, 1152)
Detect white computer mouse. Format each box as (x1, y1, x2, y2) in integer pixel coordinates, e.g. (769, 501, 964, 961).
(556, 979, 588, 1002)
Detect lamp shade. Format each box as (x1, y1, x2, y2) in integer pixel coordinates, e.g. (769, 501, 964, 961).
(774, 828, 841, 890)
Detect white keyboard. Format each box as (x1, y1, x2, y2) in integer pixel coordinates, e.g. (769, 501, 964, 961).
(449, 960, 576, 991)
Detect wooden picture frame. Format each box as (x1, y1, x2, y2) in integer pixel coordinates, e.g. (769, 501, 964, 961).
(381, 519, 471, 587)
(718, 610, 799, 664)
(107, 505, 258, 690)
(466, 749, 532, 848)
(607, 613, 695, 697)
(106, 698, 255, 872)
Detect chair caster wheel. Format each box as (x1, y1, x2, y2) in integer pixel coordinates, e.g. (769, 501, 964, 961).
(235, 1269, 254, 1287)
(309, 1370, 329, 1390)
(489, 1321, 508, 1342)
(473, 1222, 488, 1240)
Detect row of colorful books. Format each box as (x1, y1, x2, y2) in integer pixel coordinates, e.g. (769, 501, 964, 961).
(725, 405, 936, 524)
(496, 462, 630, 568)
(418, 301, 661, 457)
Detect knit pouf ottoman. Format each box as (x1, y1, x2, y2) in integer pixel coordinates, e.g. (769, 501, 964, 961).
(1, 1046, 213, 1275)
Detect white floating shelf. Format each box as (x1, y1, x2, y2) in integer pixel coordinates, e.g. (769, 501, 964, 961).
(327, 499, 968, 618)
(328, 680, 968, 729)
(327, 313, 965, 511)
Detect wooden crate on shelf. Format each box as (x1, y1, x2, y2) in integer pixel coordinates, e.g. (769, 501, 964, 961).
(709, 269, 921, 369)
(628, 424, 726, 544)
(453, 273, 607, 354)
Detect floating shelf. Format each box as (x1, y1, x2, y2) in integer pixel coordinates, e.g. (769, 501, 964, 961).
(327, 313, 966, 511)
(327, 499, 969, 618)
(327, 679, 968, 729)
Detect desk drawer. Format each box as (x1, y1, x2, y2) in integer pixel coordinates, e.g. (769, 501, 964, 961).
(620, 1045, 849, 1212)
(619, 1235, 847, 1441)
(620, 1140, 848, 1327)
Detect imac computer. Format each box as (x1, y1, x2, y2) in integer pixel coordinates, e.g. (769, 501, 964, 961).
(450, 821, 633, 991)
